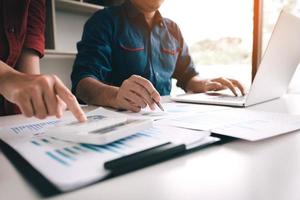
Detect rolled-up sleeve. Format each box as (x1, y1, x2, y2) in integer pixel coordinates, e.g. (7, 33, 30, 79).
(71, 10, 113, 95)
(171, 25, 198, 90)
(24, 0, 45, 58)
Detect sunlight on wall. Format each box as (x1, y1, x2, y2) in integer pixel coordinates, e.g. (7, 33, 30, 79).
(160, 0, 253, 45)
(160, 1, 254, 94)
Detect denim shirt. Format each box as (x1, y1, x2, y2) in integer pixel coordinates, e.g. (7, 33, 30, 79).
(72, 0, 198, 98)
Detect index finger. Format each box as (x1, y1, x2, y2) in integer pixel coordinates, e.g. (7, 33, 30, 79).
(53, 77, 87, 122)
(213, 78, 238, 96)
(131, 75, 161, 102)
(230, 79, 245, 96)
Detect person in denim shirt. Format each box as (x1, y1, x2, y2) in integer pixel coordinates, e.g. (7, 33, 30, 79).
(72, 0, 245, 112)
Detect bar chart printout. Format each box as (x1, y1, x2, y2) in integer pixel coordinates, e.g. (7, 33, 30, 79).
(0, 109, 168, 191)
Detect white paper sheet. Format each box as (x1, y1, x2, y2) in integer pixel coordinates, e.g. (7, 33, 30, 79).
(152, 125, 218, 149)
(157, 108, 300, 141)
(0, 107, 215, 191)
(115, 102, 229, 120)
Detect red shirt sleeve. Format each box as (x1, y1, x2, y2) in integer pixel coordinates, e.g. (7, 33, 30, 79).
(23, 0, 46, 58)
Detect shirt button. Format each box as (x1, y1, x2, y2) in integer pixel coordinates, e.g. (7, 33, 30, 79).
(159, 22, 164, 27)
(8, 27, 15, 33)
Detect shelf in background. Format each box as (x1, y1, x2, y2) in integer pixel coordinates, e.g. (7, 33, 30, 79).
(44, 49, 77, 57)
(56, 0, 104, 14)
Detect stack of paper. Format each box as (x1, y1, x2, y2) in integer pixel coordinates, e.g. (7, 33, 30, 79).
(0, 108, 215, 191)
(157, 108, 300, 141)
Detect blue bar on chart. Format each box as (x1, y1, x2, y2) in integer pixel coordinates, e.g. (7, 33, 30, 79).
(42, 127, 162, 167)
(10, 120, 61, 135)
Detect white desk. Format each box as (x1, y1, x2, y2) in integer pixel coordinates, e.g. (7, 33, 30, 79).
(1, 94, 300, 200)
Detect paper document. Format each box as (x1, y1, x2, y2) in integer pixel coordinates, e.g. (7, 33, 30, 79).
(116, 102, 229, 120)
(0, 123, 167, 191)
(153, 125, 219, 149)
(157, 109, 300, 141)
(0, 108, 216, 191)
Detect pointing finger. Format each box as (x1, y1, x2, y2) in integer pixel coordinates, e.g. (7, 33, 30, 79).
(53, 77, 87, 122)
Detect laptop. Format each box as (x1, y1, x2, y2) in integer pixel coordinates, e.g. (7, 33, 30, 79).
(171, 10, 300, 107)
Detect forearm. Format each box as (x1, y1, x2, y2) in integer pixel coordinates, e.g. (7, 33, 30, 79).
(0, 49, 39, 80)
(0, 61, 22, 94)
(0, 49, 40, 97)
(16, 49, 40, 74)
(76, 77, 119, 108)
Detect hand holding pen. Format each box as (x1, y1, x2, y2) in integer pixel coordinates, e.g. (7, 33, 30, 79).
(114, 75, 164, 112)
(152, 97, 164, 111)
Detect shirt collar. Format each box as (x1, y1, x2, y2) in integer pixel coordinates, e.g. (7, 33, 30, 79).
(123, 0, 164, 26)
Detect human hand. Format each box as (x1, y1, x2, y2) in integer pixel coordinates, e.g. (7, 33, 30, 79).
(114, 75, 161, 112)
(0, 71, 87, 122)
(201, 77, 245, 96)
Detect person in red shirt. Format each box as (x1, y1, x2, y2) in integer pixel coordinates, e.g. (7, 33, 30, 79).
(0, 0, 86, 122)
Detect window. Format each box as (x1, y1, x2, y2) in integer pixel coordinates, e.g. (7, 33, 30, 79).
(160, 0, 254, 94)
(263, 0, 300, 93)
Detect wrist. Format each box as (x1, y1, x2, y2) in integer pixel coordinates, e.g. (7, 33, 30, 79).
(185, 77, 206, 93)
(108, 86, 121, 109)
(0, 69, 22, 94)
(0, 60, 23, 80)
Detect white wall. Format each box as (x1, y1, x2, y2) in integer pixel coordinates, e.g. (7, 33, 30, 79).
(40, 54, 76, 90)
(41, 7, 91, 90)
(55, 10, 90, 52)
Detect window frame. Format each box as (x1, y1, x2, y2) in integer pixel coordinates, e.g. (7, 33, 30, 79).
(252, 0, 263, 81)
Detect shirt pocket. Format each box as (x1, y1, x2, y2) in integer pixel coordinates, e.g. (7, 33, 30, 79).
(159, 36, 180, 73)
(116, 35, 147, 77)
